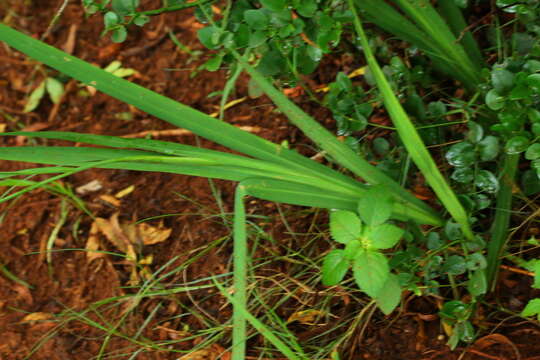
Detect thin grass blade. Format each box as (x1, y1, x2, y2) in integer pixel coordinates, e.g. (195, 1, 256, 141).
(348, 1, 474, 239)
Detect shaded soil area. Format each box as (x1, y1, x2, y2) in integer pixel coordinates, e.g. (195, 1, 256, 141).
(0, 1, 539, 359)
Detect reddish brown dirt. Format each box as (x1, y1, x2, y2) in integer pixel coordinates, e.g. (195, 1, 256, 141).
(0, 1, 539, 360)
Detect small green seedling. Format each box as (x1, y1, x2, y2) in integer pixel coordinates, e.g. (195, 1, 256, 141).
(322, 185, 403, 314)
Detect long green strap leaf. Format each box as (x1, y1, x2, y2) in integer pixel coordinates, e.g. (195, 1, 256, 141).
(231, 52, 440, 223)
(0, 23, 363, 198)
(348, 1, 473, 239)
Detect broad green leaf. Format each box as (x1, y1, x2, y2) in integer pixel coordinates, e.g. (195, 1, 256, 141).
(112, 0, 139, 15)
(491, 67, 514, 93)
(465, 253, 487, 271)
(533, 260, 540, 289)
(478, 136, 500, 161)
(527, 74, 540, 92)
(357, 186, 393, 226)
(321, 249, 350, 286)
(23, 81, 46, 113)
(329, 210, 361, 244)
(260, 0, 286, 12)
(443, 255, 467, 275)
(485, 89, 505, 110)
(521, 298, 540, 320)
(446, 142, 476, 167)
(368, 224, 404, 250)
(244, 10, 269, 30)
(111, 26, 127, 43)
(353, 249, 389, 298)
(375, 273, 401, 315)
(466, 121, 483, 144)
(525, 143, 540, 160)
(475, 170, 499, 193)
(505, 136, 529, 155)
(104, 11, 119, 28)
(343, 240, 362, 260)
(198, 26, 221, 49)
(45, 77, 64, 104)
(468, 269, 487, 296)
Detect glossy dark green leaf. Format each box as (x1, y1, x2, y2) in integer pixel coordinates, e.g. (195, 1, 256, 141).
(256, 50, 285, 76)
(451, 167, 473, 183)
(295, 0, 317, 17)
(321, 249, 350, 286)
(197, 26, 221, 49)
(244, 9, 269, 30)
(526, 143, 540, 160)
(478, 135, 500, 161)
(466, 253, 487, 271)
(373, 137, 390, 156)
(353, 249, 389, 298)
(527, 73, 540, 92)
(468, 269, 487, 296)
(505, 136, 529, 154)
(427, 232, 444, 250)
(475, 170, 499, 193)
(466, 121, 483, 143)
(522, 169, 540, 196)
(260, 0, 286, 12)
(446, 142, 476, 167)
(443, 255, 467, 275)
(491, 67, 515, 93)
(485, 89, 505, 110)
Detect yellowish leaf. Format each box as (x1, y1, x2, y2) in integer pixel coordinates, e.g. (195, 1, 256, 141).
(287, 309, 326, 325)
(86, 221, 105, 262)
(137, 222, 172, 245)
(22, 312, 54, 322)
(115, 185, 135, 198)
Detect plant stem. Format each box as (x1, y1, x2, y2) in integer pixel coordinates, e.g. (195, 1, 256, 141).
(486, 153, 520, 290)
(139, 0, 214, 16)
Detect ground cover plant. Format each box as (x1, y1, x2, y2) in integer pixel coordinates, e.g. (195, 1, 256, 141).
(0, 0, 539, 358)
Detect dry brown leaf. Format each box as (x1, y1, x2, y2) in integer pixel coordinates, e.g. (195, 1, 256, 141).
(86, 221, 105, 262)
(62, 24, 78, 54)
(21, 312, 54, 322)
(76, 180, 102, 195)
(178, 344, 230, 360)
(99, 194, 121, 207)
(137, 222, 172, 245)
(95, 214, 137, 261)
(287, 309, 326, 325)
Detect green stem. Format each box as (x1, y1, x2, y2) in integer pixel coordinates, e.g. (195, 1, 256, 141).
(486, 153, 520, 290)
(139, 0, 214, 16)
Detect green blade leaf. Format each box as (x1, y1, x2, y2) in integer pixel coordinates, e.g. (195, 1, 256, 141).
(321, 249, 350, 286)
(330, 210, 362, 244)
(368, 224, 404, 250)
(375, 273, 402, 315)
(353, 249, 389, 298)
(348, 4, 473, 240)
(357, 185, 393, 226)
